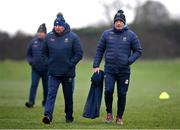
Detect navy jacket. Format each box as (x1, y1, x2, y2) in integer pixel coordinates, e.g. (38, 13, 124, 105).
(27, 37, 48, 72)
(93, 26, 142, 74)
(83, 70, 104, 119)
(44, 23, 83, 77)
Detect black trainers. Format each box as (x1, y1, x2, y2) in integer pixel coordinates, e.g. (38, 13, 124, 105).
(66, 117, 74, 123)
(25, 102, 33, 108)
(42, 116, 52, 124)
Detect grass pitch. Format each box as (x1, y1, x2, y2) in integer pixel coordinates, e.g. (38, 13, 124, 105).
(0, 59, 180, 129)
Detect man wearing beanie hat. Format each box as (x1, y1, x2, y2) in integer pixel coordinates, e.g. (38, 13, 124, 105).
(42, 12, 83, 124)
(93, 10, 142, 125)
(26, 23, 48, 108)
(54, 12, 76, 93)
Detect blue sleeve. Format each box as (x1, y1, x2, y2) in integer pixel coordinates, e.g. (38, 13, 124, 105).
(43, 36, 49, 65)
(93, 32, 106, 68)
(26, 41, 33, 65)
(69, 34, 83, 66)
(128, 33, 142, 65)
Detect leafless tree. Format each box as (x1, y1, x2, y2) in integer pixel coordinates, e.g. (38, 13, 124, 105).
(134, 0, 170, 25)
(99, 0, 142, 24)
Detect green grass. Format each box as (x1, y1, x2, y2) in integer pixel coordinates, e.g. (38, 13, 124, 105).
(0, 59, 180, 129)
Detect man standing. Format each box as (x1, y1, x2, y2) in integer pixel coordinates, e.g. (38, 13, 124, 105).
(26, 23, 48, 108)
(42, 13, 83, 124)
(93, 10, 142, 125)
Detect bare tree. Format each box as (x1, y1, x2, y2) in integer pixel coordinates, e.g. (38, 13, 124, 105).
(99, 0, 141, 25)
(134, 0, 170, 25)
(99, 0, 124, 24)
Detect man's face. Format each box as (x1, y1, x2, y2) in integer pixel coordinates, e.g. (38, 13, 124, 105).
(114, 20, 125, 30)
(54, 25, 65, 34)
(37, 32, 46, 39)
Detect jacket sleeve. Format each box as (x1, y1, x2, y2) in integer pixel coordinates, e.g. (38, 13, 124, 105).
(43, 36, 49, 65)
(93, 32, 106, 68)
(128, 33, 142, 65)
(26, 41, 33, 65)
(69, 34, 83, 67)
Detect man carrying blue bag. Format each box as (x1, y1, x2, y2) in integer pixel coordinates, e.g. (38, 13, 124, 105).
(93, 10, 142, 125)
(83, 70, 104, 119)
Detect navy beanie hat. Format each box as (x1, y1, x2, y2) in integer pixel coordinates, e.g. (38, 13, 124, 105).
(114, 10, 126, 24)
(37, 23, 47, 33)
(54, 12, 66, 27)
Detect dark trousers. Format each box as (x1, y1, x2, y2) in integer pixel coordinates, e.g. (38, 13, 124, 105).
(72, 78, 75, 94)
(28, 68, 48, 106)
(105, 72, 130, 118)
(44, 75, 73, 120)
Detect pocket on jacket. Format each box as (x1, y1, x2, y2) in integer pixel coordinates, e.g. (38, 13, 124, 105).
(68, 60, 75, 69)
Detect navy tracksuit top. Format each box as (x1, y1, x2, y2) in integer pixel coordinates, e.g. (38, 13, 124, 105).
(44, 23, 83, 77)
(93, 26, 142, 74)
(27, 37, 48, 72)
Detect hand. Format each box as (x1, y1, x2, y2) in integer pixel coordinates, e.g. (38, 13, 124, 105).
(93, 67, 100, 73)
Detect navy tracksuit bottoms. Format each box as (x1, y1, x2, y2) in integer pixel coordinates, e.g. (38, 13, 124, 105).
(44, 75, 73, 120)
(28, 68, 48, 106)
(105, 72, 130, 118)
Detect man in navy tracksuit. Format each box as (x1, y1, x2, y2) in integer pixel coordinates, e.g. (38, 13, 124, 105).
(42, 13, 83, 124)
(26, 23, 48, 108)
(93, 10, 142, 125)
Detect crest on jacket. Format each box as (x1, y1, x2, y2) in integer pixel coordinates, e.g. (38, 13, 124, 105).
(122, 37, 127, 42)
(64, 38, 69, 43)
(50, 38, 55, 42)
(33, 44, 38, 48)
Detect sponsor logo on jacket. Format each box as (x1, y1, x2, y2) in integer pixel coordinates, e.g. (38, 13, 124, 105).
(33, 44, 38, 48)
(50, 38, 55, 42)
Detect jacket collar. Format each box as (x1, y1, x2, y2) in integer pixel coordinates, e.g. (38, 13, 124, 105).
(113, 25, 128, 34)
(34, 37, 45, 42)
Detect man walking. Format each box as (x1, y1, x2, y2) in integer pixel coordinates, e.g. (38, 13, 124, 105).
(26, 23, 48, 108)
(42, 13, 83, 124)
(93, 10, 142, 125)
